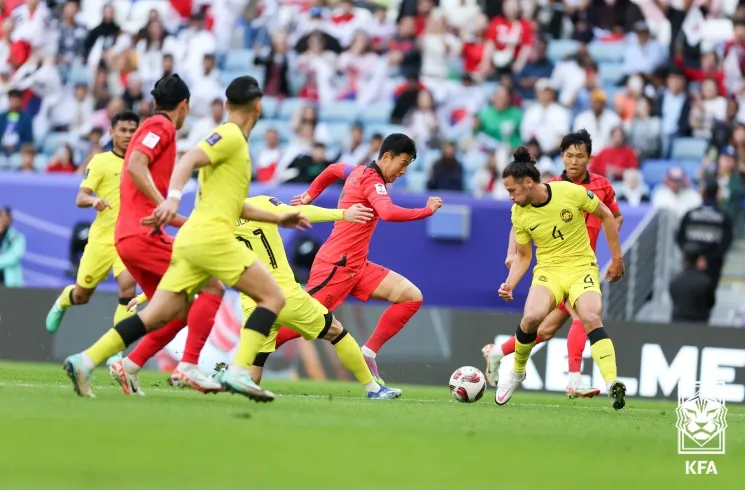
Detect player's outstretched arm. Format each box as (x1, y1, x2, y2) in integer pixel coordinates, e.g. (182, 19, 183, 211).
(499, 241, 531, 302)
(292, 203, 373, 224)
(592, 202, 625, 282)
(366, 183, 442, 222)
(241, 202, 312, 231)
(291, 163, 356, 205)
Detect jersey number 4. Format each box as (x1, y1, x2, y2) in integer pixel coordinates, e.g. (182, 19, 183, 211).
(236, 230, 278, 269)
(551, 226, 565, 240)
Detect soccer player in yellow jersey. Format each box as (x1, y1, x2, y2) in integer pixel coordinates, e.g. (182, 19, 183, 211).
(495, 146, 627, 410)
(63, 76, 310, 401)
(46, 111, 140, 359)
(225, 195, 402, 399)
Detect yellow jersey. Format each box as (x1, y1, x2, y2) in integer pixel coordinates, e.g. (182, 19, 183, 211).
(79, 150, 125, 244)
(236, 195, 343, 297)
(187, 122, 251, 235)
(512, 181, 600, 269)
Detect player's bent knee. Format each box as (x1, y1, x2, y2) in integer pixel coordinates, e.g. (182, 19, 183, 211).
(201, 278, 225, 297)
(320, 314, 343, 341)
(537, 325, 556, 341)
(580, 312, 602, 331)
(522, 312, 546, 329)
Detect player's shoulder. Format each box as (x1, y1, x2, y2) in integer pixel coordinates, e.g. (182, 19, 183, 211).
(588, 172, 613, 189)
(206, 122, 245, 145)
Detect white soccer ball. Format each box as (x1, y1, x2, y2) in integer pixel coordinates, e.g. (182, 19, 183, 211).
(449, 366, 486, 403)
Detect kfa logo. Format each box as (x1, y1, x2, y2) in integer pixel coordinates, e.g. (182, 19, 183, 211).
(676, 381, 727, 475)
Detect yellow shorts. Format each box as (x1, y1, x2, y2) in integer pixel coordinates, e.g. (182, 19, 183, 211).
(76, 242, 127, 288)
(159, 231, 257, 298)
(531, 265, 602, 308)
(241, 290, 329, 354)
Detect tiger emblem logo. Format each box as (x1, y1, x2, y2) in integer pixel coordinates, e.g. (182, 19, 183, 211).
(675, 386, 728, 454)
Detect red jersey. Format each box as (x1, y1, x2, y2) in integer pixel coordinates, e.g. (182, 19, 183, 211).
(306, 162, 433, 270)
(548, 171, 619, 251)
(485, 17, 533, 57)
(115, 113, 177, 242)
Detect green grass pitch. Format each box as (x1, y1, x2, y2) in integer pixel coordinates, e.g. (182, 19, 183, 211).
(0, 361, 741, 490)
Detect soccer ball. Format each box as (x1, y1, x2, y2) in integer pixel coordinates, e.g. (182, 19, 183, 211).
(449, 366, 486, 403)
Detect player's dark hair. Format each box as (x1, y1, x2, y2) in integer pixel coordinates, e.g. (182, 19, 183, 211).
(379, 133, 417, 161)
(151, 74, 190, 111)
(560, 129, 593, 157)
(111, 110, 140, 128)
(225, 76, 263, 106)
(502, 146, 540, 182)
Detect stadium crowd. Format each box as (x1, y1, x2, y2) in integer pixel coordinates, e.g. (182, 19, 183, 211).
(0, 0, 744, 234)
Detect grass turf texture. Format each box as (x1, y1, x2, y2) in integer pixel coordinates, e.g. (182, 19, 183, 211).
(0, 361, 741, 490)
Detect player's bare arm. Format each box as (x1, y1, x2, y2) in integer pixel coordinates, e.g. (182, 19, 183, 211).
(499, 241, 532, 302)
(76, 188, 110, 211)
(591, 202, 625, 282)
(241, 202, 312, 231)
(127, 151, 166, 206)
(613, 210, 624, 231)
(290, 163, 355, 205)
(505, 227, 517, 269)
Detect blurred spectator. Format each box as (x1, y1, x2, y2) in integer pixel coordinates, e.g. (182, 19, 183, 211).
(136, 20, 178, 91)
(83, 3, 120, 60)
(725, 152, 745, 236)
(481, 0, 533, 77)
(472, 152, 509, 200)
(520, 78, 569, 156)
(403, 89, 440, 149)
(669, 246, 716, 323)
(624, 96, 661, 162)
(296, 31, 338, 103)
(460, 12, 489, 81)
(388, 15, 420, 76)
(590, 126, 638, 181)
(689, 78, 727, 140)
(420, 9, 461, 81)
(615, 168, 650, 206)
(286, 141, 332, 184)
(176, 12, 216, 82)
(525, 138, 557, 175)
(291, 103, 330, 145)
(613, 74, 644, 122)
(440, 0, 482, 33)
(189, 54, 223, 118)
(438, 73, 487, 139)
(17, 142, 34, 172)
(79, 126, 104, 171)
(550, 52, 587, 108)
(652, 166, 703, 219)
(573, 89, 621, 154)
(707, 99, 740, 156)
(474, 86, 522, 149)
(122, 72, 145, 113)
(622, 21, 666, 76)
(366, 6, 396, 52)
(0, 205, 25, 288)
(674, 49, 725, 97)
(656, 68, 691, 157)
(45, 143, 76, 173)
(336, 31, 383, 103)
(515, 36, 553, 101)
(54, 1, 87, 69)
(255, 128, 283, 183)
(367, 132, 383, 162)
(255, 31, 291, 99)
(676, 178, 733, 289)
(338, 122, 368, 166)
(0, 88, 32, 154)
(427, 141, 464, 191)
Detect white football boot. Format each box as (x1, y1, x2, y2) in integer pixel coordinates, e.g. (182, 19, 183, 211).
(109, 358, 145, 396)
(481, 344, 504, 387)
(170, 362, 223, 393)
(494, 369, 526, 406)
(566, 375, 601, 399)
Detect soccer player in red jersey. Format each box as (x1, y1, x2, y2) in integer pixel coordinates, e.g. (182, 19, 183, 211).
(266, 134, 442, 384)
(483, 129, 624, 398)
(108, 75, 224, 395)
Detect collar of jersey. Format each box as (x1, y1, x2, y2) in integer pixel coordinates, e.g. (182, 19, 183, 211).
(366, 160, 385, 181)
(531, 183, 552, 208)
(561, 170, 590, 184)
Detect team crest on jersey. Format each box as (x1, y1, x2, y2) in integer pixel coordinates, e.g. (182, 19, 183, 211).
(586, 190, 595, 199)
(560, 209, 574, 223)
(141, 131, 160, 149)
(375, 183, 387, 195)
(206, 132, 222, 146)
(268, 197, 284, 206)
(538, 275, 548, 282)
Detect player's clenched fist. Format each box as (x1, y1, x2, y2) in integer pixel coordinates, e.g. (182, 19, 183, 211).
(498, 282, 514, 302)
(278, 211, 312, 231)
(93, 198, 111, 211)
(150, 197, 180, 228)
(290, 192, 312, 206)
(343, 204, 374, 224)
(427, 197, 443, 213)
(605, 257, 625, 283)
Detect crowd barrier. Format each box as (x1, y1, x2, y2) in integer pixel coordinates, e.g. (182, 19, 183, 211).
(2, 288, 742, 402)
(0, 172, 650, 311)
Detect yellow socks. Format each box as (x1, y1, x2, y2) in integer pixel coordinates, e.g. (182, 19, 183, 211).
(233, 329, 268, 369)
(113, 303, 135, 327)
(85, 329, 126, 366)
(589, 328, 618, 382)
(331, 331, 373, 386)
(513, 326, 537, 373)
(57, 285, 76, 309)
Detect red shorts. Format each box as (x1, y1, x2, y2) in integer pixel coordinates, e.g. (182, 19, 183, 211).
(556, 300, 569, 315)
(306, 259, 390, 311)
(116, 233, 173, 299)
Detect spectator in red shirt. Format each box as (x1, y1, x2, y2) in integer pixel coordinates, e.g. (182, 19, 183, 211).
(45, 144, 77, 173)
(480, 0, 533, 77)
(675, 49, 726, 96)
(590, 126, 639, 181)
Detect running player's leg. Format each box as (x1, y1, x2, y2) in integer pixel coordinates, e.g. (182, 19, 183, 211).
(112, 258, 137, 326)
(483, 305, 569, 387)
(495, 274, 559, 406)
(354, 264, 422, 384)
(46, 244, 113, 334)
(562, 300, 599, 399)
(569, 270, 625, 410)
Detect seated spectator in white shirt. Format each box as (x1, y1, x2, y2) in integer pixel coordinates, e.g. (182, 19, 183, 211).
(520, 78, 569, 156)
(255, 128, 283, 183)
(622, 21, 666, 76)
(440, 0, 482, 33)
(573, 89, 621, 155)
(652, 166, 703, 219)
(472, 152, 510, 200)
(616, 168, 650, 207)
(188, 54, 223, 118)
(338, 122, 369, 166)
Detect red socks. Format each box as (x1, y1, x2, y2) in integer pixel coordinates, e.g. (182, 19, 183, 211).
(364, 300, 422, 352)
(129, 317, 186, 367)
(275, 326, 301, 349)
(566, 318, 587, 373)
(182, 292, 222, 365)
(500, 334, 544, 356)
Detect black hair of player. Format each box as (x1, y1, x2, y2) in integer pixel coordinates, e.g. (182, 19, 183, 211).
(111, 110, 140, 128)
(151, 74, 190, 111)
(502, 146, 540, 182)
(225, 76, 263, 107)
(560, 129, 593, 157)
(379, 133, 417, 161)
